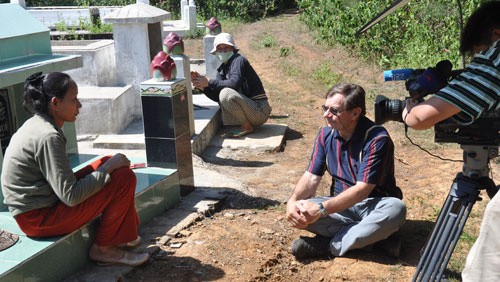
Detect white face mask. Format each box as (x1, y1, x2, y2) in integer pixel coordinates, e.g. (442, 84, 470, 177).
(215, 51, 234, 63)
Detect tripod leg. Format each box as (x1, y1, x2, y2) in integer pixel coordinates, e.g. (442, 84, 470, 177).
(413, 174, 480, 282)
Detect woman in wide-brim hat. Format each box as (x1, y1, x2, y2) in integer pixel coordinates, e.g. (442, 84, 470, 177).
(191, 32, 272, 138)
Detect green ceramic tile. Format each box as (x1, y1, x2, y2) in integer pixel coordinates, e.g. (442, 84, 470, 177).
(135, 187, 166, 225)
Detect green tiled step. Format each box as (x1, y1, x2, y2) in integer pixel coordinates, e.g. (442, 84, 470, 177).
(0, 154, 180, 282)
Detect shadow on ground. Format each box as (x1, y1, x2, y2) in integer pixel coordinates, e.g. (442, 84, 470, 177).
(285, 127, 303, 141)
(124, 255, 225, 281)
(197, 187, 282, 210)
(201, 152, 274, 168)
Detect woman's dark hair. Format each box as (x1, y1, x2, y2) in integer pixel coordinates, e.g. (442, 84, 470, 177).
(23, 72, 74, 114)
(325, 83, 366, 116)
(460, 1, 500, 55)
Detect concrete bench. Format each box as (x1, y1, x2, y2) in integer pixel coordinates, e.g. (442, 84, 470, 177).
(0, 153, 180, 282)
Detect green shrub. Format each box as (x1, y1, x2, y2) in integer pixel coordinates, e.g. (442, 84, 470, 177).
(297, 0, 489, 69)
(25, 1, 297, 22)
(151, 0, 297, 22)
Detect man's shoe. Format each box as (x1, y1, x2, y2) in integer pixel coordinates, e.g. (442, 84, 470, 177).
(291, 235, 331, 259)
(375, 234, 402, 258)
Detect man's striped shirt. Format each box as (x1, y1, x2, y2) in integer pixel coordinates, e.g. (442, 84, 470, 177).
(435, 40, 500, 124)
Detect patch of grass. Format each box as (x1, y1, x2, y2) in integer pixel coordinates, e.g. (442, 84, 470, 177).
(260, 34, 276, 48)
(78, 16, 112, 34)
(183, 28, 205, 39)
(219, 19, 243, 35)
(312, 63, 342, 88)
(250, 32, 277, 50)
(278, 61, 299, 77)
(53, 16, 112, 40)
(429, 205, 441, 218)
(366, 88, 377, 101)
(388, 263, 404, 272)
(279, 46, 292, 57)
(54, 20, 69, 33)
(459, 231, 477, 244)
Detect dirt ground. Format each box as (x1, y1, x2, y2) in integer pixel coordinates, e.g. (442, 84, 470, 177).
(124, 13, 499, 281)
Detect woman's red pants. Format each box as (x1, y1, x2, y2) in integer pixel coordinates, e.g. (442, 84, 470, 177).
(15, 156, 139, 246)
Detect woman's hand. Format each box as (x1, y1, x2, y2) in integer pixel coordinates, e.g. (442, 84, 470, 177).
(192, 75, 209, 89)
(190, 71, 200, 81)
(101, 153, 131, 174)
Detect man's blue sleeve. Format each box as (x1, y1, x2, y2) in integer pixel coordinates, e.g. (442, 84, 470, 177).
(306, 127, 328, 176)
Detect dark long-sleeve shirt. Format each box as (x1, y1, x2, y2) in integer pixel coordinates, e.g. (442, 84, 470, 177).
(203, 53, 266, 102)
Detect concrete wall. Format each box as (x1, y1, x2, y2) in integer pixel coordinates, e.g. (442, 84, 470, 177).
(26, 7, 121, 29)
(76, 85, 136, 134)
(52, 40, 119, 87)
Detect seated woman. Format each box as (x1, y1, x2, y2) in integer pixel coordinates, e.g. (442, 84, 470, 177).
(191, 32, 272, 138)
(0, 72, 149, 266)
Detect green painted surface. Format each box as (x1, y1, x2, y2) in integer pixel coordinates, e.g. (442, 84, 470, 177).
(0, 34, 52, 63)
(0, 4, 82, 88)
(63, 122, 79, 155)
(0, 4, 52, 65)
(0, 55, 83, 89)
(0, 4, 49, 39)
(135, 170, 180, 225)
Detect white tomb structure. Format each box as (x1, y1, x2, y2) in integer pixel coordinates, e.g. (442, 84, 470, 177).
(164, 0, 202, 36)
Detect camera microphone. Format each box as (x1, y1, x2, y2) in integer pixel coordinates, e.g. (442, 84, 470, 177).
(408, 60, 453, 99)
(383, 60, 453, 82)
(376, 60, 456, 124)
(383, 68, 423, 81)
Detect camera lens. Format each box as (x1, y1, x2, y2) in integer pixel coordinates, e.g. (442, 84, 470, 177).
(374, 95, 405, 124)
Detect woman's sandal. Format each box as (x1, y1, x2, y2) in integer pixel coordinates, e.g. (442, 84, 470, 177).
(92, 251, 150, 267)
(118, 236, 141, 248)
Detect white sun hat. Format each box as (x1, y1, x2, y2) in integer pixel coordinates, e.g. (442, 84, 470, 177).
(210, 33, 239, 54)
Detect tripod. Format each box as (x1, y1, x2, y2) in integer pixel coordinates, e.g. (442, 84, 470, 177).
(412, 145, 499, 282)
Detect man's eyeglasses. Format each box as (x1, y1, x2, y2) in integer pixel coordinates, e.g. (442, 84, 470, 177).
(321, 105, 347, 116)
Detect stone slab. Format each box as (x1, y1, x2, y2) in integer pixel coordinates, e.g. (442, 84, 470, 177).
(211, 124, 288, 152)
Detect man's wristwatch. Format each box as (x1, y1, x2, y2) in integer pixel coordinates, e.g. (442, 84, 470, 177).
(317, 202, 329, 218)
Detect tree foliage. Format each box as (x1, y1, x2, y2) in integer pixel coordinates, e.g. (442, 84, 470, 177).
(152, 0, 296, 22)
(19, 0, 492, 70)
(297, 0, 490, 69)
(25, 0, 296, 22)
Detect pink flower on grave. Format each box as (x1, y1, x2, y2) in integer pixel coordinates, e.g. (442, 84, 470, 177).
(150, 51, 177, 81)
(163, 32, 184, 55)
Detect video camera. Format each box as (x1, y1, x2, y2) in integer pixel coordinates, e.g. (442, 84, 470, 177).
(374, 60, 500, 146)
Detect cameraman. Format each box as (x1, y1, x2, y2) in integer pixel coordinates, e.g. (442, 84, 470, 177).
(401, 2, 499, 281)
